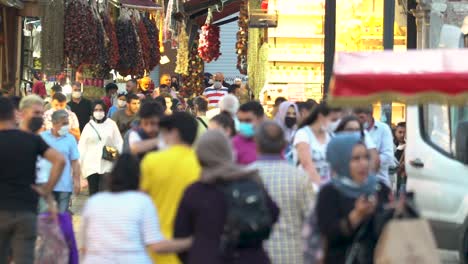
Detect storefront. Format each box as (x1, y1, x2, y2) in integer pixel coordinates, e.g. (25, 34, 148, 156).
(254, 0, 409, 122)
(0, 1, 22, 93)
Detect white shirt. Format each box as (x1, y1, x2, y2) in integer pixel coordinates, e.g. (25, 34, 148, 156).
(80, 191, 164, 264)
(293, 126, 331, 185)
(78, 119, 123, 178)
(367, 120, 395, 186)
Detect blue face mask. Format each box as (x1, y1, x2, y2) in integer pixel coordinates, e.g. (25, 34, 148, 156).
(239, 122, 255, 138)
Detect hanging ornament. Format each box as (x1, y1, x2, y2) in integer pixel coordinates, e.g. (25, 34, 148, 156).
(175, 22, 189, 75)
(198, 8, 221, 63)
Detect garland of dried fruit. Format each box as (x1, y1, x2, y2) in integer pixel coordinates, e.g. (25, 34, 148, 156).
(174, 22, 189, 75)
(116, 9, 143, 77)
(180, 38, 205, 97)
(93, 5, 109, 78)
(236, 0, 248, 75)
(40, 0, 64, 74)
(136, 14, 152, 71)
(64, 0, 99, 68)
(142, 14, 161, 70)
(198, 10, 221, 63)
(102, 13, 120, 72)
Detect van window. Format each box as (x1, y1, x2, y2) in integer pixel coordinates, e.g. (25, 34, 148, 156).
(422, 104, 468, 155)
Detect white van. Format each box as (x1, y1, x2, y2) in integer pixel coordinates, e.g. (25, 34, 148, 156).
(406, 104, 468, 262)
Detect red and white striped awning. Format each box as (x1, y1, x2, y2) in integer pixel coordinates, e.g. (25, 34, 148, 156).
(330, 49, 468, 106)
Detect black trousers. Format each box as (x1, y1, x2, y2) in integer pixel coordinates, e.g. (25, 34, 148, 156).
(87, 173, 104, 196)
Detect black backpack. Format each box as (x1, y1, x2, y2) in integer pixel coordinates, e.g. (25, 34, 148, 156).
(217, 178, 274, 254)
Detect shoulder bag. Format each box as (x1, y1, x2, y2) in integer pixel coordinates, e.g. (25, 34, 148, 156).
(89, 122, 119, 161)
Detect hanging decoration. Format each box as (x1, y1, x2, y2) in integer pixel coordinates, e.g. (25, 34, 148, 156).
(164, 0, 184, 47)
(40, 0, 64, 74)
(198, 9, 221, 63)
(181, 37, 205, 97)
(64, 0, 99, 68)
(136, 13, 152, 71)
(102, 13, 120, 73)
(115, 9, 143, 77)
(92, 5, 109, 78)
(142, 14, 161, 70)
(236, 0, 248, 75)
(174, 22, 189, 75)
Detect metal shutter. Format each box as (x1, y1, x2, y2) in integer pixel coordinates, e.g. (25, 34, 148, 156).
(204, 13, 246, 84)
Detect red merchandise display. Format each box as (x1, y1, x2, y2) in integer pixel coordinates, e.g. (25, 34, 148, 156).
(102, 14, 119, 70)
(64, 0, 99, 68)
(198, 23, 221, 63)
(142, 15, 161, 71)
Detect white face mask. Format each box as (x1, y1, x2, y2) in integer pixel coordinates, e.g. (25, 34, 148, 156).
(117, 99, 127, 108)
(328, 119, 341, 133)
(71, 91, 82, 99)
(213, 81, 222, 89)
(58, 125, 69, 136)
(93, 111, 105, 120)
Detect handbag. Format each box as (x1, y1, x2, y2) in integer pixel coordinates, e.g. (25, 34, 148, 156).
(89, 122, 119, 161)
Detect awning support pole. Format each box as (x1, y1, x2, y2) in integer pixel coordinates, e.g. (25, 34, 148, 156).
(382, 0, 395, 126)
(323, 0, 336, 99)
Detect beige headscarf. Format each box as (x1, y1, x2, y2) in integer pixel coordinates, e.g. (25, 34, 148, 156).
(196, 130, 259, 183)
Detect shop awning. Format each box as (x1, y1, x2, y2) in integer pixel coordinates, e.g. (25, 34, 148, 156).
(330, 49, 468, 106)
(116, 0, 162, 10)
(185, 0, 241, 25)
(0, 0, 24, 9)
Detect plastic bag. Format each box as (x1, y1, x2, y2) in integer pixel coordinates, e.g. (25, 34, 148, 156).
(35, 214, 69, 264)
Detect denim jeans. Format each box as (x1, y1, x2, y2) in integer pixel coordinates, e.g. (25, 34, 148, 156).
(0, 211, 37, 264)
(38, 192, 72, 213)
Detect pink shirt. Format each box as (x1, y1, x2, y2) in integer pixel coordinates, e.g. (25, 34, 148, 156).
(232, 135, 257, 165)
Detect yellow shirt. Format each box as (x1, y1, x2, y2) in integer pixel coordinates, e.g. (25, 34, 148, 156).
(140, 145, 201, 264)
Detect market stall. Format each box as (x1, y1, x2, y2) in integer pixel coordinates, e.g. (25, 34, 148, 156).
(16, 0, 164, 99)
(255, 0, 408, 119)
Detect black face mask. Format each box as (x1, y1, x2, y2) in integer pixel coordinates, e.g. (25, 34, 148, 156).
(28, 116, 44, 133)
(285, 117, 297, 128)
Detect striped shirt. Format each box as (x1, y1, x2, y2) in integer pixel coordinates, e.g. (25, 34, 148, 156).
(251, 156, 316, 264)
(202, 85, 229, 108)
(80, 191, 164, 264)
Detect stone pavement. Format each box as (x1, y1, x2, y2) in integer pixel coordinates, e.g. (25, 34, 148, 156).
(69, 189, 88, 247)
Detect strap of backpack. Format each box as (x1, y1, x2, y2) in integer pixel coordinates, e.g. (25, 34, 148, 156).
(196, 117, 208, 128)
(89, 122, 102, 141)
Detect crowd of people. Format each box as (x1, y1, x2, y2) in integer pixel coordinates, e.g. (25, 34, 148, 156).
(0, 70, 408, 264)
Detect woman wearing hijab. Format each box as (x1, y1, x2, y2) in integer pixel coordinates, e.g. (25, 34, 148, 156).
(315, 133, 391, 264)
(78, 100, 123, 195)
(174, 130, 279, 264)
(274, 101, 299, 143)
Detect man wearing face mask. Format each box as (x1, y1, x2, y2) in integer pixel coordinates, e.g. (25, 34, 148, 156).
(202, 72, 229, 109)
(38, 110, 81, 212)
(354, 107, 394, 187)
(18, 95, 45, 133)
(232, 101, 265, 165)
(43, 92, 81, 141)
(68, 82, 92, 133)
(111, 93, 141, 136)
(107, 92, 127, 118)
